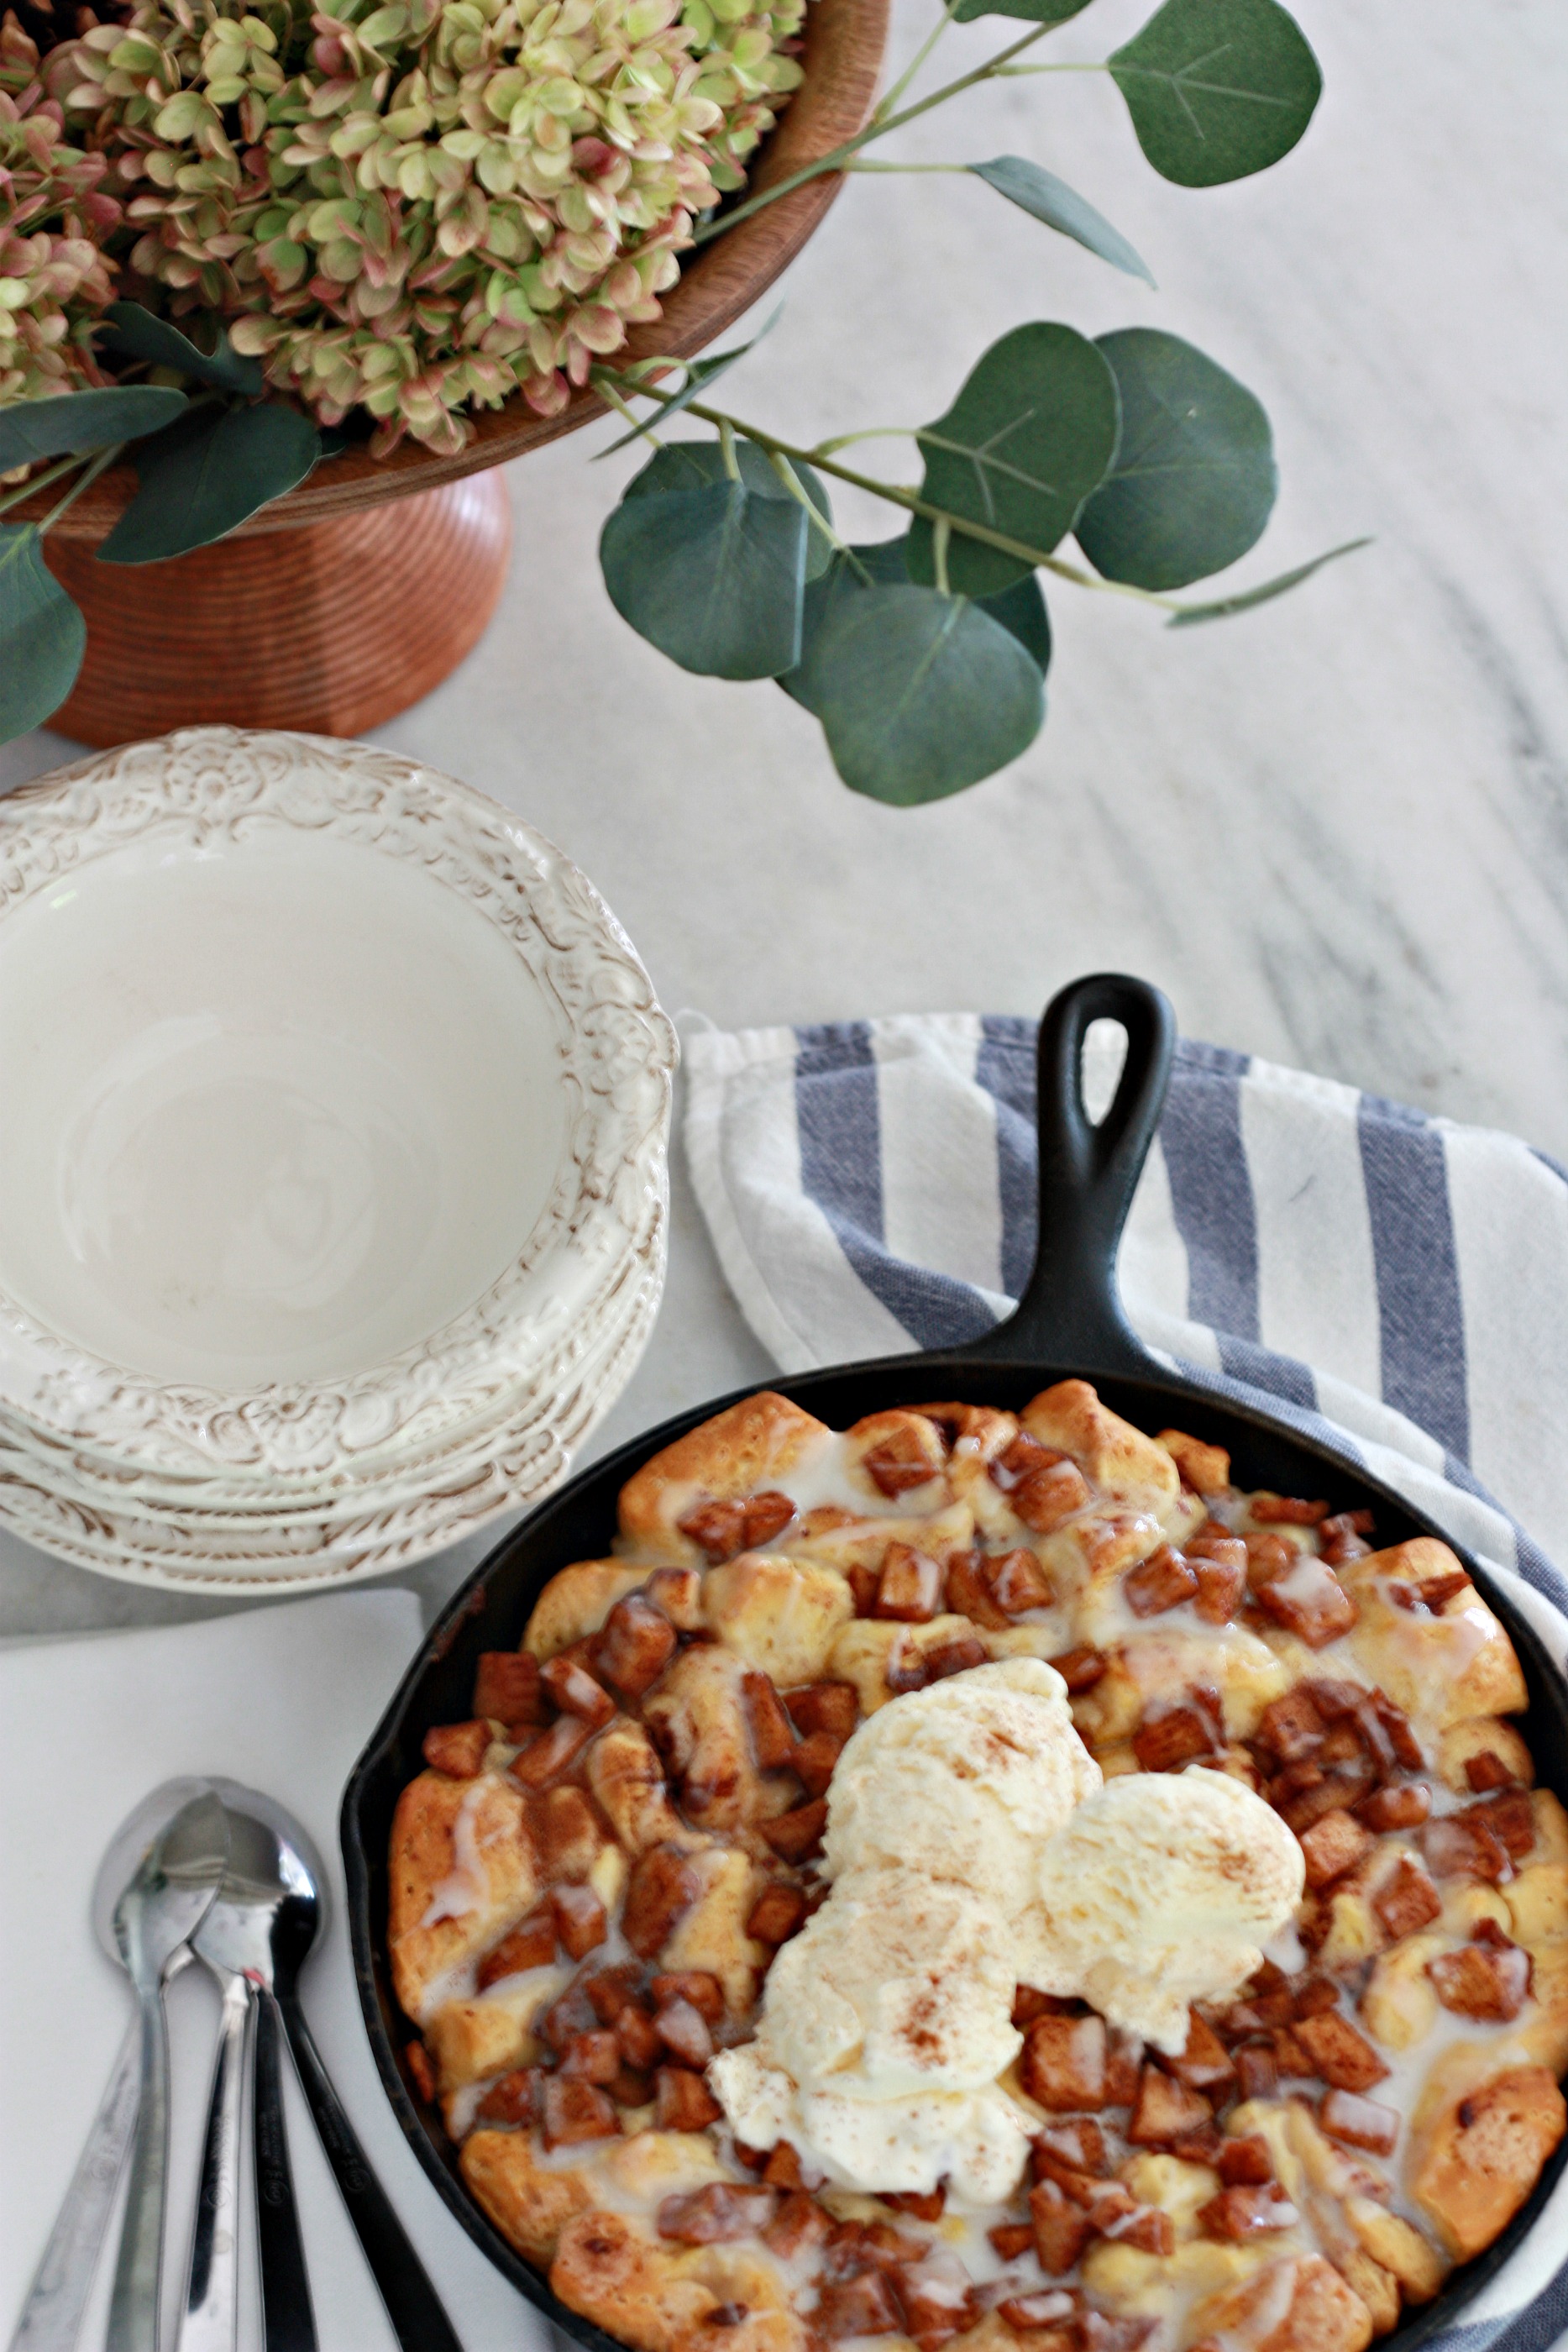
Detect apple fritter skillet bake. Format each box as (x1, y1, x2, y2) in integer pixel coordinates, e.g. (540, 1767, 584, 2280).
(388, 1383, 1568, 2352)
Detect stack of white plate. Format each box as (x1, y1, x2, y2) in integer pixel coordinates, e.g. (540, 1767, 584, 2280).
(0, 727, 675, 1595)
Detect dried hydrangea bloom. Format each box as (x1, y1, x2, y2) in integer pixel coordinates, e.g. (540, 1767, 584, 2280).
(0, 13, 121, 443)
(57, 0, 805, 453)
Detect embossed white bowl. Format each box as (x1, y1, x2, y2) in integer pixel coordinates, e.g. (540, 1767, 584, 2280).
(0, 726, 674, 1520)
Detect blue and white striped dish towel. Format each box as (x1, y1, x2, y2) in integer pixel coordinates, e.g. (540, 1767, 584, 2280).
(683, 1010, 1568, 2352)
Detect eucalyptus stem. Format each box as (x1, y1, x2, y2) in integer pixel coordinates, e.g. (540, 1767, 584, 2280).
(870, 0, 962, 127)
(718, 417, 742, 481)
(620, 376, 1181, 611)
(690, 18, 1060, 246)
(846, 160, 968, 173)
(0, 451, 88, 522)
(598, 377, 663, 449)
(36, 443, 120, 535)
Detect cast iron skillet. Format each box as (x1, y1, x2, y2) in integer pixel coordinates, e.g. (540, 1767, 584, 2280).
(344, 971, 1568, 2352)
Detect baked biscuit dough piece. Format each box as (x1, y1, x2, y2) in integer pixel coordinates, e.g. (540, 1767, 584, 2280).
(701, 1554, 855, 1686)
(460, 2130, 595, 2265)
(1020, 1381, 1181, 1520)
(588, 1720, 707, 1856)
(1409, 2061, 1566, 2260)
(1338, 1540, 1527, 1731)
(388, 1770, 535, 2021)
(617, 1393, 833, 1563)
(426, 1968, 564, 2090)
(642, 1646, 795, 1849)
(1069, 1625, 1288, 1746)
(552, 2211, 809, 2352)
(659, 1844, 768, 2014)
(1188, 2253, 1375, 2352)
(525, 1561, 648, 1661)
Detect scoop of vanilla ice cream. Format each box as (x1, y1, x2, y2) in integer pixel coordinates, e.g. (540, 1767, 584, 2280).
(710, 2043, 1034, 2203)
(763, 1866, 1020, 2096)
(821, 1657, 1102, 1912)
(1028, 1766, 1305, 2054)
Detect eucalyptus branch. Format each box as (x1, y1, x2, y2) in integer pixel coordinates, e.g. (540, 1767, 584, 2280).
(616, 374, 1183, 610)
(0, 451, 88, 522)
(870, 0, 962, 127)
(36, 444, 120, 535)
(597, 376, 664, 450)
(690, 18, 1062, 246)
(765, 449, 865, 572)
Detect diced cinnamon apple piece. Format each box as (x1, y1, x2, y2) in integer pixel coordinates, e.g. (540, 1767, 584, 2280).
(741, 1669, 798, 1768)
(476, 2066, 539, 2124)
(473, 1650, 546, 1730)
(1293, 2011, 1388, 2092)
(1157, 1431, 1230, 1494)
(987, 2223, 1034, 2262)
(679, 1499, 748, 1562)
(744, 1490, 798, 1547)
(1192, 1555, 1247, 1624)
(1257, 1688, 1327, 1763)
(1197, 2185, 1298, 2239)
(551, 1882, 608, 1961)
(784, 1682, 859, 1740)
(1233, 2045, 1278, 2103)
(874, 1543, 944, 1622)
(405, 2040, 437, 2103)
(763, 1797, 828, 1861)
(653, 2065, 723, 2131)
(1115, 2207, 1177, 2255)
(1018, 2013, 1106, 2110)
(747, 1882, 808, 1945)
(559, 2029, 620, 2083)
(816, 2273, 903, 2339)
(1299, 1808, 1374, 1891)
(622, 1844, 700, 1957)
(1014, 1460, 1093, 1535)
(1372, 1855, 1442, 1941)
(1254, 1557, 1358, 1647)
(540, 1653, 615, 1725)
(509, 1714, 595, 1789)
(1251, 1494, 1329, 1525)
(763, 2192, 831, 2260)
(989, 1549, 1056, 1615)
(1034, 2119, 1109, 2176)
(1217, 2135, 1274, 2185)
(1124, 1546, 1199, 1618)
(884, 2187, 947, 2221)
(1128, 2065, 1213, 2146)
(654, 1995, 715, 2066)
(541, 2075, 620, 2148)
(1424, 1812, 1513, 1884)
(593, 1594, 678, 1700)
(1242, 1530, 1296, 1587)
(1028, 2179, 1093, 2274)
(1132, 1698, 1219, 1774)
(1477, 1788, 1537, 1860)
(658, 2185, 777, 2244)
(616, 2005, 662, 2071)
(1167, 2013, 1235, 2097)
(477, 1906, 558, 1987)
(1429, 1940, 1532, 2021)
(1320, 2090, 1399, 2154)
(943, 1549, 1012, 1631)
(422, 1719, 490, 1778)
(1047, 1646, 1106, 1693)
(793, 1729, 846, 1798)
(1358, 1782, 1431, 1832)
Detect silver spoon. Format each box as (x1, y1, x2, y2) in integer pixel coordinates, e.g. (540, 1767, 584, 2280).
(206, 1782, 463, 2352)
(7, 1780, 228, 2352)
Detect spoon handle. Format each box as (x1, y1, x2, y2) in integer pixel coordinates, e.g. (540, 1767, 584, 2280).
(254, 1992, 317, 2352)
(106, 1980, 171, 2352)
(7, 2015, 139, 2352)
(177, 1972, 251, 2352)
(276, 1992, 464, 2352)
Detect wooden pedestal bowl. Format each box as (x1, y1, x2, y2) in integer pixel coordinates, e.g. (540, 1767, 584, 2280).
(29, 0, 888, 747)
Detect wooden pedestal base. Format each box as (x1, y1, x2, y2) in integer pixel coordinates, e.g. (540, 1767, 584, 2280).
(45, 470, 513, 748)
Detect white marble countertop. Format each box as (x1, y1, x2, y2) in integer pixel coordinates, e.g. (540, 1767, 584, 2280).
(1, 0, 1565, 1640)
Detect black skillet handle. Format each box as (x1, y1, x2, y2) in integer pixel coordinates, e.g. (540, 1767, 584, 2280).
(965, 972, 1175, 1378)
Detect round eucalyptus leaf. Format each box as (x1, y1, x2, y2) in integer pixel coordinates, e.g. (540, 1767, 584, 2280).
(782, 536, 1049, 711)
(602, 444, 810, 678)
(909, 323, 1120, 597)
(622, 438, 834, 580)
(1109, 0, 1321, 186)
(0, 523, 86, 739)
(968, 160, 1155, 287)
(102, 300, 265, 395)
(800, 583, 1045, 804)
(0, 386, 189, 470)
(96, 401, 321, 564)
(1075, 328, 1276, 589)
(952, 0, 1091, 25)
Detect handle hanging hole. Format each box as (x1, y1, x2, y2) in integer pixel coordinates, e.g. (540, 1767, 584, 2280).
(1082, 1018, 1129, 1126)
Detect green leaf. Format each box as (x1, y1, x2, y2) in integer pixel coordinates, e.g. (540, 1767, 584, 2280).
(968, 160, 1155, 286)
(1110, 0, 1321, 186)
(601, 438, 813, 678)
(781, 535, 1049, 711)
(0, 386, 187, 470)
(593, 306, 781, 456)
(0, 524, 86, 739)
(908, 322, 1120, 597)
(622, 435, 833, 575)
(794, 583, 1045, 803)
(1074, 328, 1275, 589)
(96, 402, 321, 564)
(102, 300, 265, 394)
(1166, 535, 1371, 623)
(952, 0, 1090, 26)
